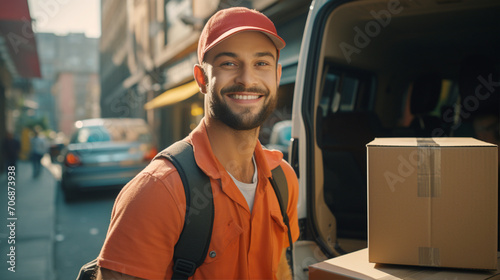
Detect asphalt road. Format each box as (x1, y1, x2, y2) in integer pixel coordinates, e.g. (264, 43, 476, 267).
(54, 184, 118, 279)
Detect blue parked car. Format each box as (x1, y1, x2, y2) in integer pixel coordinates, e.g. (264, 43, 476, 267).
(60, 118, 157, 201)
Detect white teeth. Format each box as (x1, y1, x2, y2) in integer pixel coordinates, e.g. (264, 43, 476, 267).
(231, 94, 259, 100)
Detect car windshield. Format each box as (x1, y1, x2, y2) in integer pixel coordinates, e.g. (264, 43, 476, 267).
(70, 122, 152, 144)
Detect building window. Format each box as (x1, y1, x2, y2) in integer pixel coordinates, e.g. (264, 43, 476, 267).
(164, 0, 193, 45)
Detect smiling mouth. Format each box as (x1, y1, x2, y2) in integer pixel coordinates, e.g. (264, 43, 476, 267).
(228, 94, 262, 100)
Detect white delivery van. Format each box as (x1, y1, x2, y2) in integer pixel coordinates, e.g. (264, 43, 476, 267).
(290, 0, 500, 278)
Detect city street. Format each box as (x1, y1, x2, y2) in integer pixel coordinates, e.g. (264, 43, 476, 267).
(0, 158, 56, 280)
(0, 156, 118, 280)
(53, 175, 117, 279)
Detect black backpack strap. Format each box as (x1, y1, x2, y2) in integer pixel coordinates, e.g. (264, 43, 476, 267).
(76, 258, 98, 280)
(271, 166, 288, 211)
(269, 165, 294, 274)
(154, 140, 213, 280)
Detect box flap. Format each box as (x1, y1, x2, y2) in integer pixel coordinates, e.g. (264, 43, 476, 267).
(367, 137, 497, 147)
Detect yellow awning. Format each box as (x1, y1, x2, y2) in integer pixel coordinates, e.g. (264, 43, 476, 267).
(144, 80, 200, 110)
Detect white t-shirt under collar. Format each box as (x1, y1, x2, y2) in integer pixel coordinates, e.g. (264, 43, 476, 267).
(228, 157, 258, 213)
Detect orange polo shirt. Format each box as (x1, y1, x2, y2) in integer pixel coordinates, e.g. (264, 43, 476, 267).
(97, 119, 300, 279)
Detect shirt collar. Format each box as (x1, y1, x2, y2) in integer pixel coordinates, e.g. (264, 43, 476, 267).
(186, 118, 283, 180)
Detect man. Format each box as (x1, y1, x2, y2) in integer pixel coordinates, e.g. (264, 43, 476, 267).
(97, 7, 299, 280)
(30, 130, 47, 178)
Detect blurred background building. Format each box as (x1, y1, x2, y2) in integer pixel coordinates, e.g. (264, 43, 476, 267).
(47, 33, 100, 137)
(19, 32, 99, 160)
(0, 0, 100, 167)
(0, 0, 41, 165)
(100, 0, 310, 149)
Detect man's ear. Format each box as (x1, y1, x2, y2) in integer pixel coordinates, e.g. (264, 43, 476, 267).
(277, 63, 282, 85)
(193, 64, 207, 94)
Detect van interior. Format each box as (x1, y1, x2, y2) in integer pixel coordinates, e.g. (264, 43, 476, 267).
(301, 0, 500, 266)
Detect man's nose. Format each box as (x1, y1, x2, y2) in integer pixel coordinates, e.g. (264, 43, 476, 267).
(235, 64, 258, 88)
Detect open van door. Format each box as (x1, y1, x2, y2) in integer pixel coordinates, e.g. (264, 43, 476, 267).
(291, 0, 500, 278)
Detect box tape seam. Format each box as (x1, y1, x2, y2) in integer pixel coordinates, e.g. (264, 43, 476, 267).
(417, 138, 441, 267)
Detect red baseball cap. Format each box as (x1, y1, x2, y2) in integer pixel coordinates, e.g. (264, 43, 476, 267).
(197, 7, 285, 64)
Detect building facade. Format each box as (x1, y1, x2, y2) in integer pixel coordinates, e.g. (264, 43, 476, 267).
(0, 0, 41, 166)
(35, 32, 100, 137)
(53, 71, 100, 136)
(100, 0, 310, 149)
(100, 0, 134, 119)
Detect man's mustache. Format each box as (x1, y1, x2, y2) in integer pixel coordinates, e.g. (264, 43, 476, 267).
(221, 85, 269, 95)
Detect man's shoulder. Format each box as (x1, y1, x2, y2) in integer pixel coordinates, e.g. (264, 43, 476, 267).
(273, 159, 299, 198)
(141, 157, 181, 183)
(261, 146, 295, 174)
(119, 157, 187, 209)
(277, 159, 296, 177)
(118, 157, 183, 199)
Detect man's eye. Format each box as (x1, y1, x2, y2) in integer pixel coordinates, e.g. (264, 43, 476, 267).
(221, 62, 236, 67)
(256, 61, 271, 66)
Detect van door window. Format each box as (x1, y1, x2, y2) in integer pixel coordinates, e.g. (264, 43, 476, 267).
(319, 64, 372, 116)
(317, 63, 376, 241)
(338, 76, 359, 112)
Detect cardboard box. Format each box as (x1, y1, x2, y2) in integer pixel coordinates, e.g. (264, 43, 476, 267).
(309, 249, 500, 280)
(367, 138, 498, 270)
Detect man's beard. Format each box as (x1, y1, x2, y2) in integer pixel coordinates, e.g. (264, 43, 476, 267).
(208, 84, 277, 131)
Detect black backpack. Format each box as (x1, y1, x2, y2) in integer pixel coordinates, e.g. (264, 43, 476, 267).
(77, 140, 293, 280)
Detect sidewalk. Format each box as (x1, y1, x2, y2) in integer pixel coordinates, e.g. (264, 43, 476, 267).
(0, 157, 57, 280)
